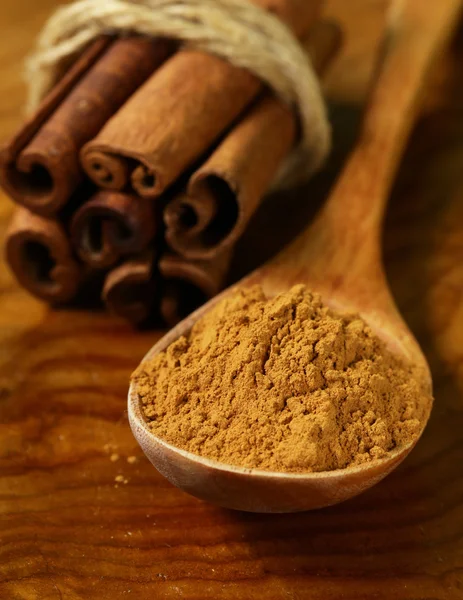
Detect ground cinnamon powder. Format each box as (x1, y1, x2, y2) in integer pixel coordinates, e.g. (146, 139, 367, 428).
(133, 285, 431, 473)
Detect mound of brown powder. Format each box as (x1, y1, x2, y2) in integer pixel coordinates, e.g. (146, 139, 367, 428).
(133, 285, 431, 473)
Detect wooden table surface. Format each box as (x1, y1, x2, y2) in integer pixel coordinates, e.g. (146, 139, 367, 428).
(1, 1, 462, 599)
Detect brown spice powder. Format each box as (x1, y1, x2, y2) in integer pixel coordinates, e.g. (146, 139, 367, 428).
(133, 285, 431, 473)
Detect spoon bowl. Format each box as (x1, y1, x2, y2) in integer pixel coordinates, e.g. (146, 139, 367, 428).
(129, 0, 460, 512)
(128, 266, 432, 512)
(128, 289, 429, 512)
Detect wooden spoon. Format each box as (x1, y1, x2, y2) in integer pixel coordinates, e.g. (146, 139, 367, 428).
(129, 0, 462, 513)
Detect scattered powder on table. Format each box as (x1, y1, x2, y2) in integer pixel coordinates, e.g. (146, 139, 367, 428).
(132, 285, 431, 473)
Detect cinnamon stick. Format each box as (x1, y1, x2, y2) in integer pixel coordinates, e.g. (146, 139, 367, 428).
(102, 251, 157, 325)
(5, 207, 82, 303)
(164, 21, 341, 260)
(70, 191, 157, 269)
(81, 0, 323, 198)
(158, 251, 232, 326)
(0, 36, 172, 216)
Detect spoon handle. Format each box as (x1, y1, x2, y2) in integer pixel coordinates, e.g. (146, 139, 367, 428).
(270, 0, 461, 293)
(322, 0, 462, 234)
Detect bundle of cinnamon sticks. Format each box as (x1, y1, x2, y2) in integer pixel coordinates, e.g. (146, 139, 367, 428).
(1, 0, 340, 326)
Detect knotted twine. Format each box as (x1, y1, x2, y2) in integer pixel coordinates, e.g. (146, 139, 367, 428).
(26, 0, 331, 189)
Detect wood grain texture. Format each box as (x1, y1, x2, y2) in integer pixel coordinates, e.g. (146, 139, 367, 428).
(0, 0, 462, 598)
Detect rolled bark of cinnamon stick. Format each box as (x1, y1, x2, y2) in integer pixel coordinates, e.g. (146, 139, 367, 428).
(164, 21, 341, 260)
(81, 0, 323, 198)
(70, 191, 157, 269)
(5, 207, 82, 303)
(0, 36, 172, 216)
(158, 251, 232, 326)
(102, 251, 157, 325)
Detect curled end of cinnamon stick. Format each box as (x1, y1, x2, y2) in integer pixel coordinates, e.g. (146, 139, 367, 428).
(0, 148, 81, 217)
(80, 147, 130, 191)
(102, 253, 156, 325)
(131, 163, 162, 198)
(5, 208, 82, 303)
(164, 176, 239, 259)
(158, 251, 232, 325)
(72, 217, 119, 270)
(70, 191, 157, 269)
